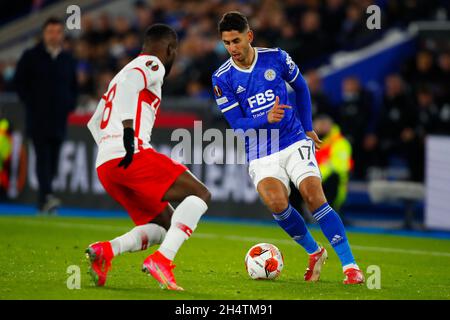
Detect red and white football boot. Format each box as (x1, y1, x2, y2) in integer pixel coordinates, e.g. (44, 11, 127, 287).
(343, 268, 365, 284)
(304, 247, 328, 282)
(142, 251, 184, 291)
(85, 241, 113, 287)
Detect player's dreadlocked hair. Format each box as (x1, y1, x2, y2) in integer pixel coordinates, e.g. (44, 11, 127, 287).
(218, 11, 249, 34)
(144, 24, 178, 46)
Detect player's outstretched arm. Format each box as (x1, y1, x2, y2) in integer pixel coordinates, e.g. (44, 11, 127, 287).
(267, 96, 292, 123)
(118, 120, 135, 169)
(212, 77, 269, 131)
(289, 70, 322, 149)
(278, 49, 321, 149)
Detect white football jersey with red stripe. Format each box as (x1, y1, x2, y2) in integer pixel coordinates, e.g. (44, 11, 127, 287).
(88, 54, 165, 167)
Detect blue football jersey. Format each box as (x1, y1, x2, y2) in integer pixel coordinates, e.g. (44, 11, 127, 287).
(212, 47, 307, 161)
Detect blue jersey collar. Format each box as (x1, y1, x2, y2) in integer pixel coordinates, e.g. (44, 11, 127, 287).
(230, 47, 258, 73)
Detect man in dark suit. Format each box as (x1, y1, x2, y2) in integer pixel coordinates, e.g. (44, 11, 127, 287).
(14, 17, 77, 214)
(337, 76, 375, 180)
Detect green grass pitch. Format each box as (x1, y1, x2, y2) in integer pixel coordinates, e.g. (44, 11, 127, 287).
(0, 215, 449, 300)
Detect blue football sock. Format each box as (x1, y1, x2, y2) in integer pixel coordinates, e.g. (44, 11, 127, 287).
(273, 204, 319, 254)
(312, 202, 357, 269)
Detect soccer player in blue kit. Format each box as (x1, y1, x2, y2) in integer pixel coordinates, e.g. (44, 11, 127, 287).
(212, 12, 364, 284)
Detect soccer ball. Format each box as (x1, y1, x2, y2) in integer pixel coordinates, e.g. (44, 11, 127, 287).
(244, 243, 284, 280)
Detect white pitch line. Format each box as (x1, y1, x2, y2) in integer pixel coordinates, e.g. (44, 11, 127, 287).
(0, 218, 130, 232)
(350, 244, 450, 257)
(192, 233, 450, 257)
(3, 218, 450, 258)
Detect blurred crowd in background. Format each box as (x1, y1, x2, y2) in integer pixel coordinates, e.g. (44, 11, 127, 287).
(0, 0, 449, 183)
(307, 47, 450, 182)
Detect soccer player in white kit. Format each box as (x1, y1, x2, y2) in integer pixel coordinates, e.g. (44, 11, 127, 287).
(86, 24, 211, 291)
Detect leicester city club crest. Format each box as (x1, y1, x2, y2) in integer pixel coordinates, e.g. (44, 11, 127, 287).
(264, 69, 276, 81)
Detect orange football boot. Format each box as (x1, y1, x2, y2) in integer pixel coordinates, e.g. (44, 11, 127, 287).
(85, 241, 113, 286)
(343, 268, 365, 284)
(142, 251, 183, 291)
(304, 247, 328, 282)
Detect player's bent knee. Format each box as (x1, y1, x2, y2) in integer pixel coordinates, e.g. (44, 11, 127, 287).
(194, 186, 211, 204)
(265, 197, 289, 214)
(303, 192, 326, 211)
(202, 188, 212, 204)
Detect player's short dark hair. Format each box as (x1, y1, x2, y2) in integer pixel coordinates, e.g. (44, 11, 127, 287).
(144, 24, 178, 46)
(42, 17, 63, 31)
(218, 11, 249, 34)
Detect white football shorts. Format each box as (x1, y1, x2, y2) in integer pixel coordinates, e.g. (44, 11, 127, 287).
(248, 138, 322, 195)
